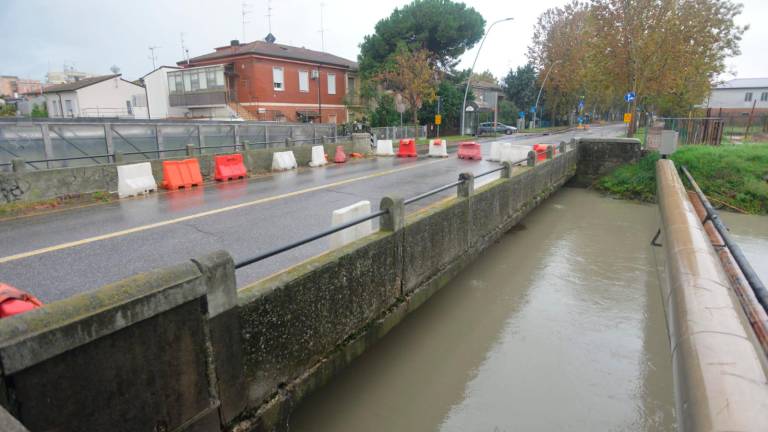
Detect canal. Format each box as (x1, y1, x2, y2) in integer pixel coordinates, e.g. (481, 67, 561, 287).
(289, 187, 768, 431)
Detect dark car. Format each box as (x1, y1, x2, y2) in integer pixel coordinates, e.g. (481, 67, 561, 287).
(477, 122, 518, 135)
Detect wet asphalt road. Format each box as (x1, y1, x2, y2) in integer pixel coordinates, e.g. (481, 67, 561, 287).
(0, 124, 624, 302)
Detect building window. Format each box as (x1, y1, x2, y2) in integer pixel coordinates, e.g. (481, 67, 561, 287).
(64, 99, 73, 116)
(761, 92, 768, 102)
(327, 73, 336, 95)
(299, 70, 309, 93)
(273, 67, 284, 91)
(126, 100, 133, 115)
(745, 92, 753, 102)
(190, 72, 200, 91)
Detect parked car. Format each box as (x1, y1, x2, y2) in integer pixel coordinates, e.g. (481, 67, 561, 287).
(477, 122, 518, 135)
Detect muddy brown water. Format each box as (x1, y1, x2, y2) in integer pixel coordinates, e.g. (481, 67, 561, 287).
(290, 188, 768, 432)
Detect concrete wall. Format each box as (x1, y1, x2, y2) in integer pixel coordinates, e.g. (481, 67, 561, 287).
(573, 137, 641, 186)
(0, 138, 355, 204)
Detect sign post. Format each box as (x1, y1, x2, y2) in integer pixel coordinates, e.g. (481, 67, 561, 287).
(435, 96, 442, 138)
(624, 91, 636, 134)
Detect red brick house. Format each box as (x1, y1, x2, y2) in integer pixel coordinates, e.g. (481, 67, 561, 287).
(177, 38, 360, 123)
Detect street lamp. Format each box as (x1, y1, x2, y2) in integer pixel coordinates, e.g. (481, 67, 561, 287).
(460, 17, 513, 136)
(532, 60, 561, 129)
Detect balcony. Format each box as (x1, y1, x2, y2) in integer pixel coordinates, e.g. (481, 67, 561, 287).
(169, 91, 227, 107)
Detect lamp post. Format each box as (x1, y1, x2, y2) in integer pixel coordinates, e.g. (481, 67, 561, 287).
(460, 17, 513, 136)
(532, 60, 560, 129)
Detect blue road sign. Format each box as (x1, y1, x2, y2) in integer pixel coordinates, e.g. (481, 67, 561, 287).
(519, 111, 525, 118)
(578, 100, 585, 109)
(578, 116, 583, 124)
(530, 106, 536, 113)
(624, 91, 636, 102)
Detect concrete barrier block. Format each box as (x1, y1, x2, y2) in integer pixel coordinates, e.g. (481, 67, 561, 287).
(309, 145, 327, 167)
(498, 144, 530, 164)
(271, 150, 298, 171)
(117, 162, 157, 198)
(488, 141, 504, 162)
(376, 139, 395, 156)
(428, 139, 448, 158)
(330, 200, 373, 249)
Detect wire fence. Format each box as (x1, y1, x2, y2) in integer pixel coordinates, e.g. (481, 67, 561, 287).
(0, 119, 340, 171)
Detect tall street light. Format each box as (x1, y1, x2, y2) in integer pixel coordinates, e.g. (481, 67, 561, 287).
(532, 60, 561, 129)
(460, 17, 513, 136)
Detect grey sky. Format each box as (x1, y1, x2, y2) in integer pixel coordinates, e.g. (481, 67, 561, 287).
(1, 0, 765, 83)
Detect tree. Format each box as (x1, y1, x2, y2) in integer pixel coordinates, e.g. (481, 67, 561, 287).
(370, 94, 400, 127)
(359, 0, 485, 76)
(497, 99, 520, 124)
(502, 63, 538, 120)
(30, 103, 48, 118)
(377, 47, 437, 124)
(418, 70, 472, 131)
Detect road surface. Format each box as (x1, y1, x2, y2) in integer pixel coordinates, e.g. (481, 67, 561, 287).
(0, 124, 624, 301)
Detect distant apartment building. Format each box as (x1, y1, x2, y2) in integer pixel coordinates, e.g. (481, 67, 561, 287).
(45, 67, 95, 86)
(43, 74, 148, 119)
(705, 78, 768, 115)
(0, 76, 43, 97)
(143, 37, 360, 122)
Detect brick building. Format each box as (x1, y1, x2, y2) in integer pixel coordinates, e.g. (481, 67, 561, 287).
(0, 76, 43, 97)
(173, 37, 360, 123)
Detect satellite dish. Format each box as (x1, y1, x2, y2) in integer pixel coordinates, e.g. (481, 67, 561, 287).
(110, 65, 121, 74)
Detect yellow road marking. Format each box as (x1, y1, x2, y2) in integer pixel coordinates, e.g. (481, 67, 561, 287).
(0, 158, 448, 264)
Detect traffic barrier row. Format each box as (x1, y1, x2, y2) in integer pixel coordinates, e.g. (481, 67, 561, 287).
(428, 139, 448, 158)
(457, 141, 482, 160)
(272, 151, 298, 171)
(334, 146, 347, 163)
(117, 162, 157, 198)
(214, 154, 247, 181)
(533, 143, 552, 161)
(329, 200, 373, 249)
(488, 141, 504, 162)
(397, 139, 417, 158)
(162, 159, 203, 190)
(309, 145, 327, 167)
(376, 139, 395, 156)
(498, 144, 531, 164)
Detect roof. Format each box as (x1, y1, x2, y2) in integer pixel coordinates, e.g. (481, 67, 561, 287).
(140, 65, 183, 79)
(43, 74, 121, 93)
(714, 78, 768, 90)
(472, 80, 503, 91)
(185, 40, 358, 70)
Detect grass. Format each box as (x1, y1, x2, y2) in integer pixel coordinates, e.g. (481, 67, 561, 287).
(0, 191, 116, 219)
(596, 143, 768, 214)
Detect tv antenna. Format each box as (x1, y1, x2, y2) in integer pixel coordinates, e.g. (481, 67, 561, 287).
(148, 46, 160, 69)
(241, 2, 252, 41)
(180, 33, 190, 64)
(266, 0, 273, 34)
(319, 2, 326, 51)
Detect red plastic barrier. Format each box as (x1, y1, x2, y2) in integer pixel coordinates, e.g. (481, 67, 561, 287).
(457, 141, 482, 160)
(0, 283, 43, 319)
(397, 139, 417, 158)
(532, 143, 553, 161)
(214, 154, 247, 181)
(334, 146, 347, 163)
(162, 159, 203, 190)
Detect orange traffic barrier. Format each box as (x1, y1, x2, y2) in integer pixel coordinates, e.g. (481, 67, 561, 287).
(0, 283, 43, 319)
(397, 139, 417, 157)
(334, 146, 347, 163)
(350, 152, 364, 158)
(214, 154, 247, 181)
(457, 141, 482, 160)
(162, 158, 203, 190)
(533, 143, 550, 161)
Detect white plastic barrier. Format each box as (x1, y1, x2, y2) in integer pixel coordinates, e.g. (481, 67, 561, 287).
(271, 151, 298, 171)
(309, 145, 327, 167)
(488, 141, 504, 161)
(428, 139, 448, 157)
(117, 162, 157, 198)
(376, 139, 395, 156)
(498, 144, 531, 164)
(329, 200, 373, 249)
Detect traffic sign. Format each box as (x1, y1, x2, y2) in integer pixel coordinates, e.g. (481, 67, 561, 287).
(624, 92, 636, 103)
(519, 111, 525, 118)
(434, 114, 442, 125)
(623, 113, 632, 123)
(530, 106, 536, 113)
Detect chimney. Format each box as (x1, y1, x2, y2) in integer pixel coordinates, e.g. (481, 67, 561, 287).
(230, 40, 240, 47)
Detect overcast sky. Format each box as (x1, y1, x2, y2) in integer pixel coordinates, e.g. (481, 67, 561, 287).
(1, 0, 765, 83)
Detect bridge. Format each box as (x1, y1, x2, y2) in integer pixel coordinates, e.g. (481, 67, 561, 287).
(0, 124, 766, 432)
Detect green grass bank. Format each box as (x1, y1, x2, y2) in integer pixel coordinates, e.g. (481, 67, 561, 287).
(596, 144, 768, 214)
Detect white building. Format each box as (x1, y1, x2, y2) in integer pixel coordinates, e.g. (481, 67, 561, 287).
(141, 64, 234, 120)
(141, 66, 191, 119)
(706, 78, 768, 115)
(43, 74, 148, 119)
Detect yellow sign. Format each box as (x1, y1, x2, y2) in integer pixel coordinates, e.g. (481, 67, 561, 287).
(434, 114, 442, 125)
(623, 113, 632, 123)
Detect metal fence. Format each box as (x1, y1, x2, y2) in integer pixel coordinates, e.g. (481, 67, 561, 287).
(644, 117, 725, 147)
(0, 119, 339, 171)
(369, 125, 428, 141)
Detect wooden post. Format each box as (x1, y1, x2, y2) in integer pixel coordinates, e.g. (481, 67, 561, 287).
(745, 100, 757, 143)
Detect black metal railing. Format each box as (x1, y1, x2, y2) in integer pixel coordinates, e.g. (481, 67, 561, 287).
(234, 146, 560, 269)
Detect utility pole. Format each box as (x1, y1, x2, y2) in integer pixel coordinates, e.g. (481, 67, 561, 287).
(241, 2, 252, 41)
(319, 2, 326, 52)
(148, 46, 160, 69)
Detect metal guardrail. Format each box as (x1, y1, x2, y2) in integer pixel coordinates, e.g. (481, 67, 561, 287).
(234, 145, 558, 269)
